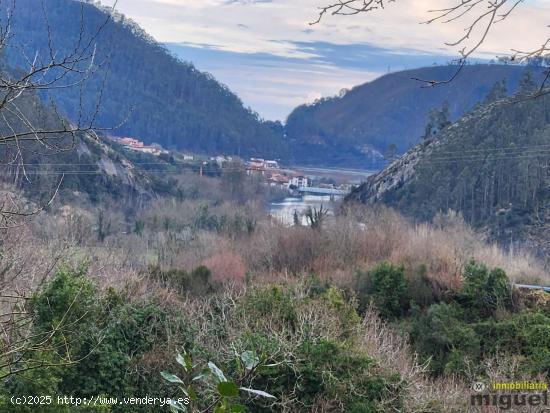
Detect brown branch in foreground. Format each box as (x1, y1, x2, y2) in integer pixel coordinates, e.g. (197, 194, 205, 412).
(0, 0, 119, 226)
(312, 0, 549, 88)
(0, 0, 118, 379)
(310, 0, 394, 25)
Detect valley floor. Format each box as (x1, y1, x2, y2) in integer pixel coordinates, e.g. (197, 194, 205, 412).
(1, 170, 549, 412)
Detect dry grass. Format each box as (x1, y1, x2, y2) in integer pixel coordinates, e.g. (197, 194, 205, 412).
(236, 206, 547, 290)
(3, 199, 548, 412)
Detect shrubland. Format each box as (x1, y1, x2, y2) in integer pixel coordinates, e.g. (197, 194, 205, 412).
(0, 171, 549, 412)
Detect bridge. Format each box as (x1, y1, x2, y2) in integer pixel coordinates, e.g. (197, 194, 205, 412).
(296, 187, 350, 197)
(514, 284, 550, 293)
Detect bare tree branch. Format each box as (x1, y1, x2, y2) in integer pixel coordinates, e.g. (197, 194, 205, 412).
(0, 0, 118, 227)
(0, 0, 118, 379)
(312, 0, 549, 88)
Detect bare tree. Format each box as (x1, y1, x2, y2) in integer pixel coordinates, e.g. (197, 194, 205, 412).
(0, 0, 116, 378)
(0, 0, 118, 227)
(305, 204, 329, 230)
(313, 1, 550, 91)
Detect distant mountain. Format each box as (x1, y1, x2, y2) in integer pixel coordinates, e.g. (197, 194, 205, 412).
(286, 65, 539, 167)
(6, 0, 546, 169)
(5, 0, 286, 159)
(347, 86, 550, 257)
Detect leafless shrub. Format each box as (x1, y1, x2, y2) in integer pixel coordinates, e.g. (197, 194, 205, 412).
(361, 306, 469, 412)
(240, 205, 546, 289)
(202, 251, 247, 287)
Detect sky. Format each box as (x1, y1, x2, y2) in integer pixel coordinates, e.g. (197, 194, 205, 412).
(102, 0, 550, 120)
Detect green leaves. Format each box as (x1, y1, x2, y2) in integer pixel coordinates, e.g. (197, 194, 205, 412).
(218, 381, 239, 397)
(239, 387, 276, 399)
(169, 400, 188, 412)
(163, 349, 276, 413)
(161, 372, 184, 384)
(176, 351, 193, 373)
(240, 351, 259, 371)
(208, 361, 227, 383)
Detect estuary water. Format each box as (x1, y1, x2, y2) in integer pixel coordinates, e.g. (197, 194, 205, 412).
(269, 195, 341, 226)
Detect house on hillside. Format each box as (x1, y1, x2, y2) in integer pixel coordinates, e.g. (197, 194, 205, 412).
(289, 176, 309, 188)
(268, 173, 290, 188)
(246, 164, 265, 176)
(211, 155, 233, 167)
(110, 136, 167, 156)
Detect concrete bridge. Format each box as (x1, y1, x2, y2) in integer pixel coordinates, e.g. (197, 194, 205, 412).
(297, 187, 350, 197)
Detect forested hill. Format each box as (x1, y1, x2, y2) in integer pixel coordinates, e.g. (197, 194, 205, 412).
(5, 0, 286, 158)
(347, 84, 550, 257)
(286, 64, 537, 167)
(7, 0, 546, 168)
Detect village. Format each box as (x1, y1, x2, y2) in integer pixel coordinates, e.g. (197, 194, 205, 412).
(108, 135, 356, 195)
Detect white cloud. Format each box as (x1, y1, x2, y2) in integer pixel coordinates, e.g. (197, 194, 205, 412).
(104, 0, 550, 58)
(100, 0, 550, 120)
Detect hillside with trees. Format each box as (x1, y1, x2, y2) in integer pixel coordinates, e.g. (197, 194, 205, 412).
(348, 72, 550, 258)
(2, 1, 550, 411)
(6, 0, 547, 169)
(286, 64, 539, 167)
(5, 0, 286, 158)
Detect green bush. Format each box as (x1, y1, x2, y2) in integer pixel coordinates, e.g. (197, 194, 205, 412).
(1, 267, 196, 413)
(356, 262, 408, 318)
(236, 285, 403, 412)
(245, 337, 403, 412)
(475, 312, 550, 376)
(303, 274, 331, 298)
(148, 265, 215, 295)
(1, 267, 107, 413)
(407, 280, 550, 378)
(239, 285, 297, 328)
(459, 261, 512, 319)
(406, 264, 438, 309)
(409, 303, 480, 376)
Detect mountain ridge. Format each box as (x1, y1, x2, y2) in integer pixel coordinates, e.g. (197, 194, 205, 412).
(5, 0, 286, 159)
(4, 0, 547, 170)
(285, 64, 541, 167)
(347, 90, 550, 258)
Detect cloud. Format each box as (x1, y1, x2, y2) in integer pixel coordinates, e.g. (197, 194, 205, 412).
(106, 0, 550, 58)
(165, 41, 454, 120)
(102, 0, 550, 119)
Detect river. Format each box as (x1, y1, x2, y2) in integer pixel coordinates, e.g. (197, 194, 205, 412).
(269, 195, 342, 226)
(268, 167, 374, 226)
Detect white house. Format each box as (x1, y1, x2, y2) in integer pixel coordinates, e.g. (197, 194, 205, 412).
(264, 160, 279, 169)
(289, 176, 309, 188)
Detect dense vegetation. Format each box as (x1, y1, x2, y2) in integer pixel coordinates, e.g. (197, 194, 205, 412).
(6, 0, 548, 168)
(2, 155, 549, 411)
(285, 64, 540, 167)
(6, 0, 286, 158)
(2, 220, 549, 412)
(349, 73, 550, 257)
(1, 2, 550, 412)
(360, 260, 550, 379)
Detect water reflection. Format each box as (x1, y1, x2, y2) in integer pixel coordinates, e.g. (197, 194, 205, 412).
(269, 195, 341, 226)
